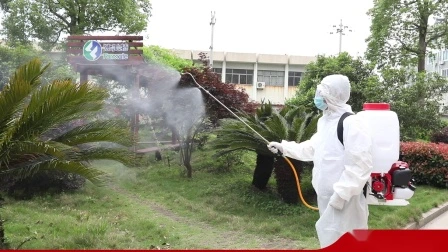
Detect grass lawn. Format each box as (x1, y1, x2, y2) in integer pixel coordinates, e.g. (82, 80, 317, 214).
(1, 146, 447, 249)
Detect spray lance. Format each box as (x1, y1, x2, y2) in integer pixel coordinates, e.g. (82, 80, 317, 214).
(182, 72, 318, 211)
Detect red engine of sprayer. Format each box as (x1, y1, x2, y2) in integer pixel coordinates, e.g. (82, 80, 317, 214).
(369, 161, 415, 201)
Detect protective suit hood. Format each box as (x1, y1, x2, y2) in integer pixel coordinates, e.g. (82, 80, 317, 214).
(316, 74, 352, 116)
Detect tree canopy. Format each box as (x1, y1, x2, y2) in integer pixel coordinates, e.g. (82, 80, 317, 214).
(287, 52, 379, 113)
(143, 46, 193, 72)
(0, 44, 76, 89)
(366, 0, 448, 72)
(0, 0, 152, 50)
(288, 53, 448, 141)
(378, 68, 448, 140)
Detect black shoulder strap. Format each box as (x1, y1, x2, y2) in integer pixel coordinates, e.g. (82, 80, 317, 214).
(337, 112, 354, 146)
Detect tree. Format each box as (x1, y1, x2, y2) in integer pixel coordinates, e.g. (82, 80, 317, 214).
(0, 44, 76, 89)
(0, 59, 135, 192)
(288, 52, 448, 141)
(143, 46, 193, 72)
(378, 68, 448, 140)
(175, 56, 257, 177)
(164, 87, 206, 178)
(212, 103, 319, 204)
(288, 53, 380, 113)
(366, 0, 448, 72)
(0, 0, 151, 50)
(135, 51, 256, 178)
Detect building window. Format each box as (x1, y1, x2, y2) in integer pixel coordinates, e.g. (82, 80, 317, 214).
(225, 69, 253, 84)
(212, 68, 222, 79)
(288, 71, 302, 86)
(257, 70, 284, 86)
(442, 69, 448, 77)
(444, 50, 448, 61)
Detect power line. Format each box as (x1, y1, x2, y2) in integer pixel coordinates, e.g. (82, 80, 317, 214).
(330, 19, 352, 54)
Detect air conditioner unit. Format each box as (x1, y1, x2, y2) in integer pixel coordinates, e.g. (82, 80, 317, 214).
(256, 82, 265, 89)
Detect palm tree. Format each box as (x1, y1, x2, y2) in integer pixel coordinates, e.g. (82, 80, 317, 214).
(212, 102, 319, 204)
(271, 106, 318, 204)
(0, 59, 135, 192)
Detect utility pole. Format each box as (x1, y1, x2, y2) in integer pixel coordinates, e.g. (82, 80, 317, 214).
(209, 11, 216, 68)
(330, 19, 352, 54)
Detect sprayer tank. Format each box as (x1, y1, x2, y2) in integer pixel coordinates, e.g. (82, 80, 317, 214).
(357, 103, 400, 174)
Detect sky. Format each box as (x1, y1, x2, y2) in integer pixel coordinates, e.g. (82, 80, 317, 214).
(144, 0, 374, 57)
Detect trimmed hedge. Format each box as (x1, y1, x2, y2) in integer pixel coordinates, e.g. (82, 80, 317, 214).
(400, 142, 448, 188)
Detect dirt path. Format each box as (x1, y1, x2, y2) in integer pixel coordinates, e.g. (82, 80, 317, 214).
(108, 183, 305, 249)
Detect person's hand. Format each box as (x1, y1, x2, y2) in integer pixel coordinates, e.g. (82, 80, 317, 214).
(267, 142, 283, 154)
(329, 192, 345, 210)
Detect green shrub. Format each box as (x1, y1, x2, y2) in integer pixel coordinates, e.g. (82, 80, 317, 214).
(213, 152, 245, 173)
(4, 171, 86, 199)
(194, 134, 210, 150)
(400, 142, 448, 188)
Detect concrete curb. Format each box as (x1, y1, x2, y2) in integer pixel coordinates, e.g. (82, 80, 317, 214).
(405, 201, 448, 229)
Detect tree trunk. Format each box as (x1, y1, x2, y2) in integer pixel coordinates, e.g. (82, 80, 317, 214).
(0, 196, 9, 249)
(417, 7, 429, 73)
(417, 34, 427, 73)
(0, 215, 7, 249)
(182, 141, 193, 178)
(252, 154, 275, 190)
(273, 157, 304, 204)
(171, 126, 178, 144)
(185, 162, 192, 178)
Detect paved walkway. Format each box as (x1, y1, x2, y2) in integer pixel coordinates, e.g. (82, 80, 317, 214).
(420, 210, 448, 229)
(406, 202, 448, 229)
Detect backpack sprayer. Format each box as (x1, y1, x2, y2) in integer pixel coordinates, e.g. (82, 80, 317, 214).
(182, 72, 319, 211)
(356, 103, 416, 206)
(183, 72, 416, 209)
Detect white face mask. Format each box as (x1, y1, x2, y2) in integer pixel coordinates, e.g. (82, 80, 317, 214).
(314, 96, 328, 110)
(314, 87, 328, 110)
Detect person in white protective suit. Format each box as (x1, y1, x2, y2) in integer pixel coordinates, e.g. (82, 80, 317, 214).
(267, 74, 373, 248)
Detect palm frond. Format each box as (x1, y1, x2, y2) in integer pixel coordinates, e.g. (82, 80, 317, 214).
(10, 58, 49, 87)
(0, 139, 72, 169)
(77, 147, 137, 167)
(212, 122, 272, 157)
(0, 154, 55, 179)
(53, 120, 133, 147)
(6, 140, 71, 160)
(12, 81, 108, 141)
(0, 59, 49, 145)
(264, 111, 289, 139)
(213, 103, 320, 159)
(291, 113, 309, 142)
(1, 157, 105, 185)
(301, 114, 320, 142)
(255, 100, 274, 121)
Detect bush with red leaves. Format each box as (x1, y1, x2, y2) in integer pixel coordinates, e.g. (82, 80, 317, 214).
(179, 53, 257, 125)
(400, 142, 448, 188)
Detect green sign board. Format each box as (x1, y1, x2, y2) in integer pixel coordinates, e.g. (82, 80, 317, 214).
(83, 40, 129, 61)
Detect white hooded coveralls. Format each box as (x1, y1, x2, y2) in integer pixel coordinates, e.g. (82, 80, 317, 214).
(279, 75, 373, 248)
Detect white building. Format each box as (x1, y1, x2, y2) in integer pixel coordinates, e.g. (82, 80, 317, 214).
(172, 49, 316, 105)
(425, 49, 448, 111)
(425, 49, 448, 75)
